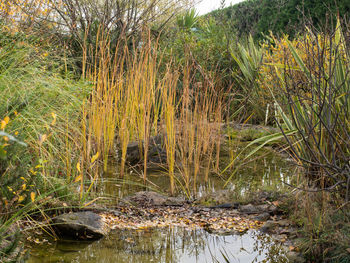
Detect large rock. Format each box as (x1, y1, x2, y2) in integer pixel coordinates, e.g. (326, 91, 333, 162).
(254, 212, 270, 221)
(197, 189, 235, 206)
(126, 135, 167, 166)
(260, 220, 279, 233)
(52, 211, 108, 240)
(239, 203, 278, 214)
(239, 204, 260, 214)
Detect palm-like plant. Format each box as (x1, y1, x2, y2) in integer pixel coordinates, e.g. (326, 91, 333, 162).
(177, 9, 199, 31)
(230, 35, 266, 122)
(272, 21, 350, 200)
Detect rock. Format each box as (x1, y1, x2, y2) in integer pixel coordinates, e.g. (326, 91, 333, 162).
(52, 211, 108, 240)
(239, 203, 277, 214)
(197, 189, 235, 206)
(122, 191, 166, 206)
(254, 212, 270, 221)
(276, 219, 290, 227)
(209, 203, 239, 209)
(125, 135, 167, 166)
(126, 141, 140, 165)
(121, 191, 185, 207)
(165, 197, 186, 206)
(239, 204, 259, 214)
(267, 204, 278, 214)
(260, 220, 278, 233)
(256, 204, 278, 214)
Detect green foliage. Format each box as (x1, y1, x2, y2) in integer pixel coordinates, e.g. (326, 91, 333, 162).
(0, 25, 91, 208)
(230, 35, 266, 122)
(274, 23, 349, 198)
(177, 9, 199, 31)
(161, 11, 234, 88)
(209, 0, 350, 39)
(0, 223, 26, 263)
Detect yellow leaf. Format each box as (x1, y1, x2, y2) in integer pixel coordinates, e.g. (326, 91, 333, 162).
(22, 184, 26, 190)
(90, 152, 99, 163)
(35, 164, 43, 169)
(3, 136, 9, 141)
(74, 174, 83, 182)
(31, 192, 36, 202)
(272, 201, 279, 206)
(14, 131, 18, 135)
(18, 195, 25, 203)
(76, 162, 81, 172)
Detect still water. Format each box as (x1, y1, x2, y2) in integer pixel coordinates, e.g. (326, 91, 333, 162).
(26, 146, 295, 263)
(27, 228, 288, 263)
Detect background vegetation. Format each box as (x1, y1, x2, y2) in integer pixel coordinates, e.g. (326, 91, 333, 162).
(209, 0, 350, 39)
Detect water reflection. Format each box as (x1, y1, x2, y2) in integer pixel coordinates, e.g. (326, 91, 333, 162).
(98, 146, 296, 201)
(27, 228, 288, 263)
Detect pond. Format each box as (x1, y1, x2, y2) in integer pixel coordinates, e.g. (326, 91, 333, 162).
(25, 145, 297, 263)
(99, 145, 296, 202)
(26, 228, 289, 263)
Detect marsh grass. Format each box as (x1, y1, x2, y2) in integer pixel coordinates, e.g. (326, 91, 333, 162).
(82, 28, 228, 196)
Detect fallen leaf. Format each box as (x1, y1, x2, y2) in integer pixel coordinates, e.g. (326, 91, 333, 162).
(272, 201, 279, 206)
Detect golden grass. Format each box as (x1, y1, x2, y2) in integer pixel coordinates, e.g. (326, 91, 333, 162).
(81, 28, 228, 196)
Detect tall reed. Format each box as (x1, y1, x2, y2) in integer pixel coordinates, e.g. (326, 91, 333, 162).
(82, 27, 228, 196)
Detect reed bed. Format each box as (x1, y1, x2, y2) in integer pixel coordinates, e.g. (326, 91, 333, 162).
(82, 29, 228, 196)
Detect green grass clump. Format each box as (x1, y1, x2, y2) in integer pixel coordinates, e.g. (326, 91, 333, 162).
(0, 26, 92, 210)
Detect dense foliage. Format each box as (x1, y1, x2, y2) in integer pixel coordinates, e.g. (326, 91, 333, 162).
(210, 0, 350, 38)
